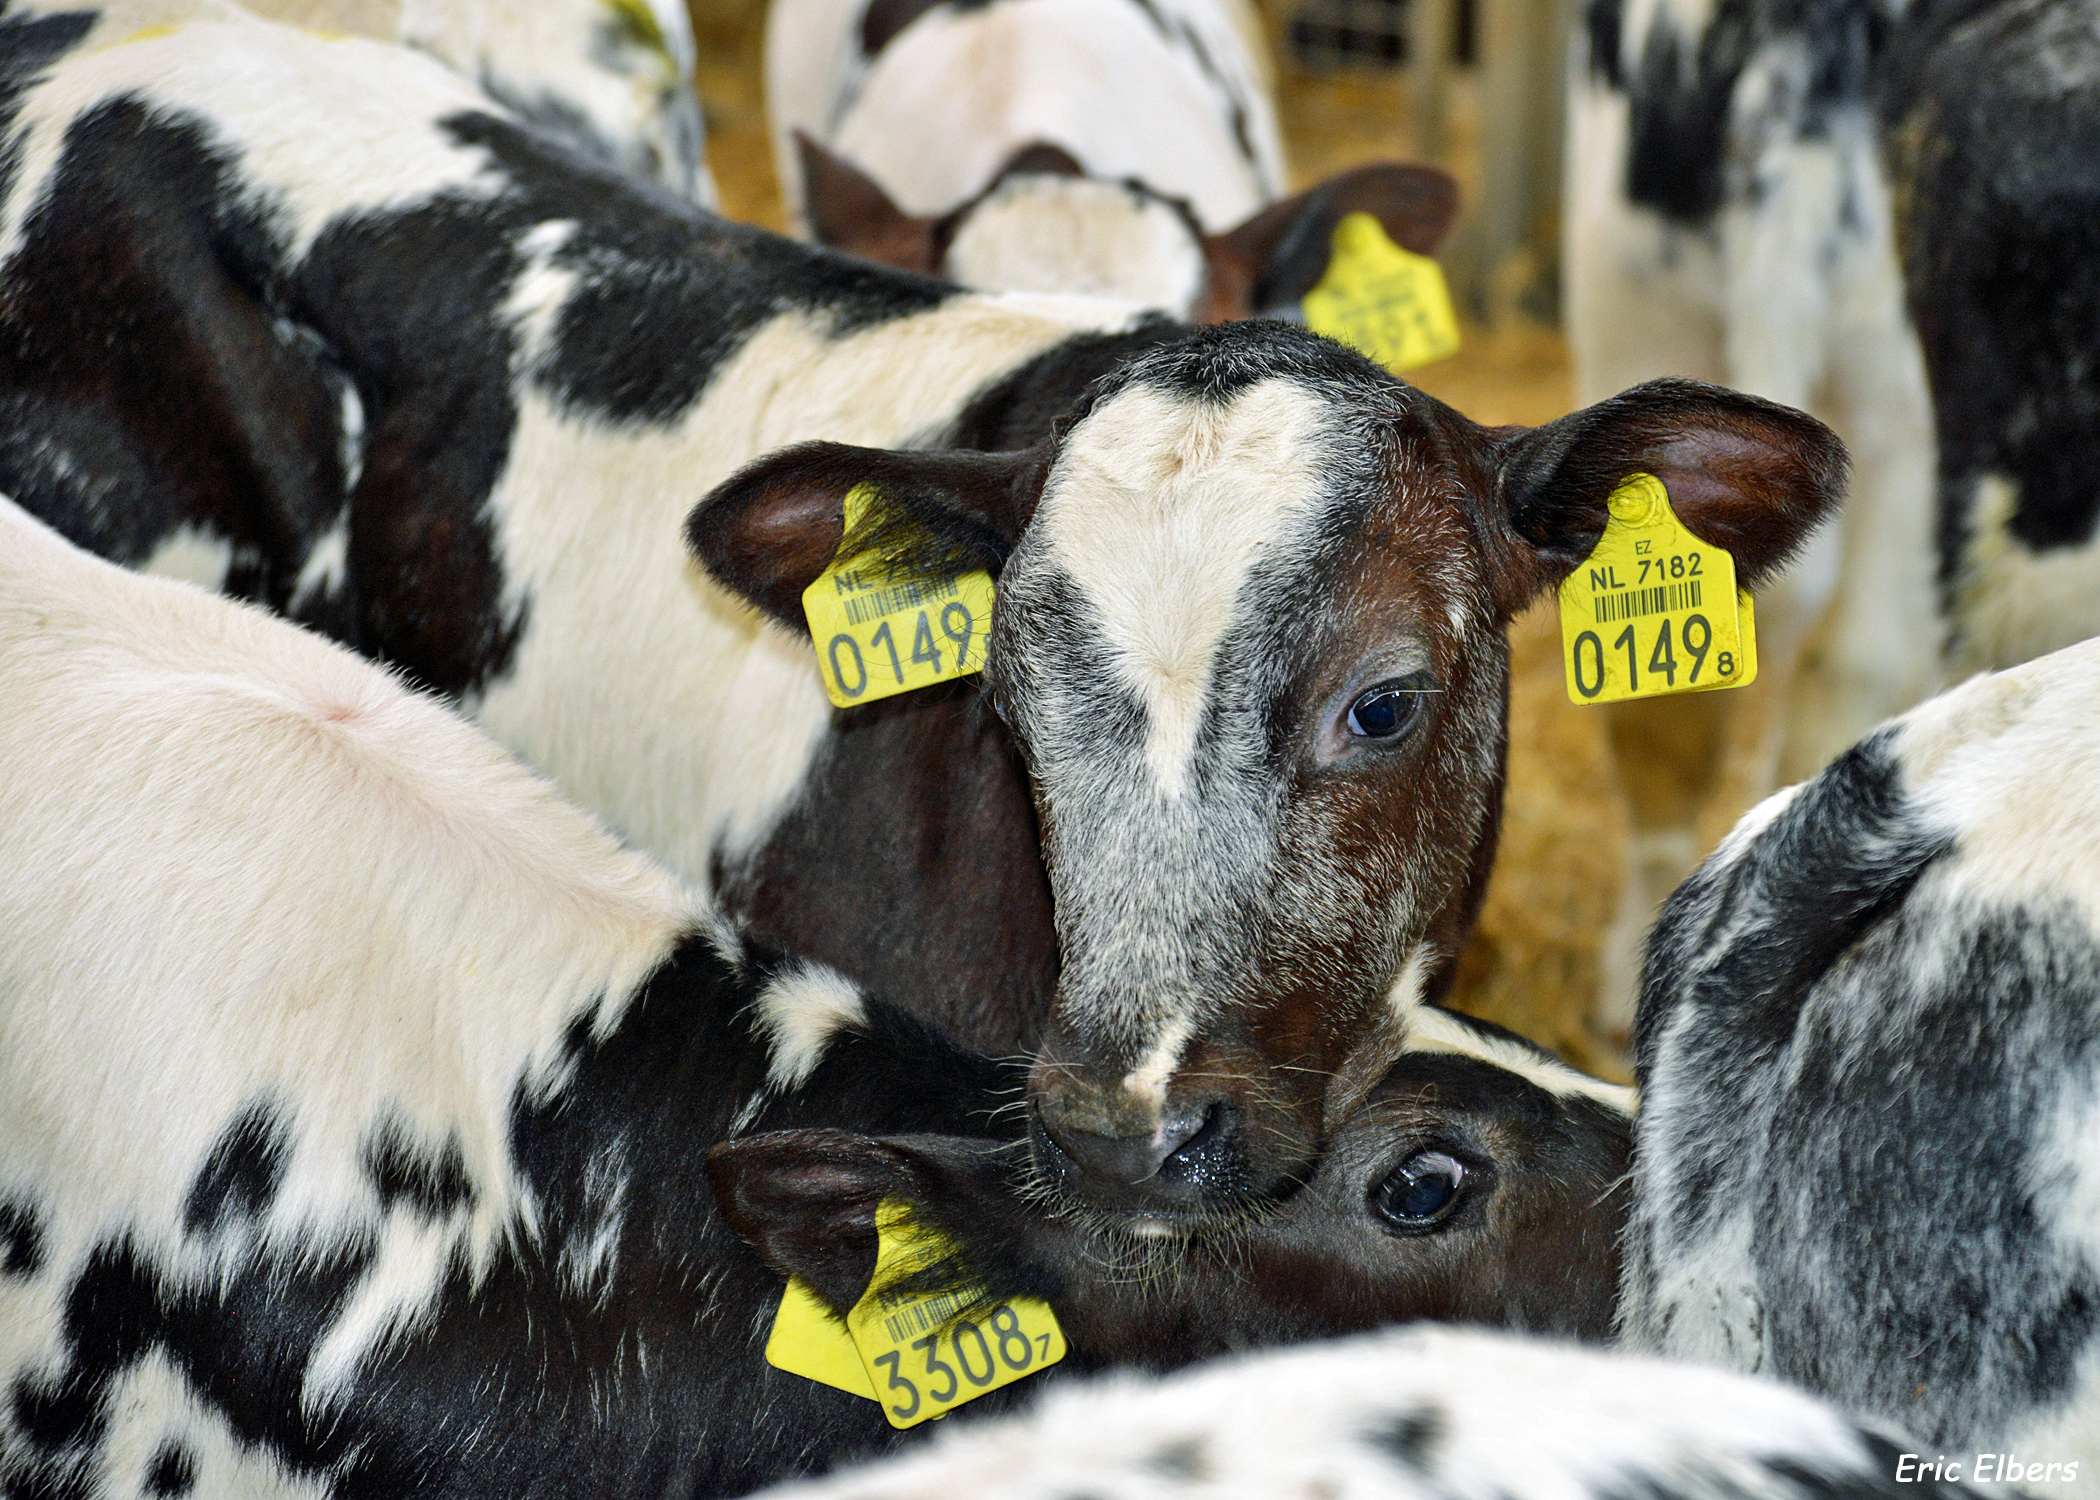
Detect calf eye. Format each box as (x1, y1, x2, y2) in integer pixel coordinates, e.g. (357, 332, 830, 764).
(1346, 676, 1430, 740)
(1371, 1150, 1467, 1233)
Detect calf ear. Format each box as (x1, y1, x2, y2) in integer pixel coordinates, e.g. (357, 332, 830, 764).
(1483, 377, 1847, 614)
(1198, 162, 1460, 321)
(709, 1131, 1010, 1314)
(686, 441, 1040, 633)
(797, 131, 942, 275)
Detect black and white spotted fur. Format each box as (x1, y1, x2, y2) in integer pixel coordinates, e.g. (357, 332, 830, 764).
(1624, 636, 2100, 1495)
(752, 1325, 1991, 1500)
(240, 0, 712, 203)
(1569, 0, 2100, 1025)
(764, 0, 1282, 276)
(0, 3, 1827, 1219)
(0, 502, 1637, 1498)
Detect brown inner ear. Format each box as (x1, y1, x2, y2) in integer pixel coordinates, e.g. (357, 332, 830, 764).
(1193, 161, 1461, 323)
(708, 1135, 896, 1314)
(796, 129, 942, 275)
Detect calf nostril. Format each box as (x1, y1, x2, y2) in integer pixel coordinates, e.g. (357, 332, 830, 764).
(1038, 1106, 1209, 1187)
(1158, 1100, 1240, 1191)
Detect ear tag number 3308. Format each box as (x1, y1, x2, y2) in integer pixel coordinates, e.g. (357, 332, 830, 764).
(802, 484, 997, 708)
(764, 1199, 1066, 1428)
(1558, 473, 1759, 706)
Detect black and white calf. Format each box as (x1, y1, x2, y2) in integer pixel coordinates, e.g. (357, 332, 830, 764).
(1623, 637, 2100, 1494)
(0, 503, 1632, 1498)
(0, 4, 1826, 1217)
(1568, 0, 2100, 1025)
(765, 0, 1458, 319)
(754, 1325, 1988, 1500)
(241, 0, 712, 202)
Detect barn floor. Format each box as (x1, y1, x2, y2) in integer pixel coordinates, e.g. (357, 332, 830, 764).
(687, 5, 1650, 1077)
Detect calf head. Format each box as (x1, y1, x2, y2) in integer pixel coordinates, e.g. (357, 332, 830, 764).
(690, 321, 1841, 1223)
(709, 1007, 1636, 1356)
(796, 130, 1459, 322)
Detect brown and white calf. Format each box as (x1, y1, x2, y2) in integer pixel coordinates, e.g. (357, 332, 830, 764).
(765, 0, 1458, 319)
(0, 2, 1836, 1218)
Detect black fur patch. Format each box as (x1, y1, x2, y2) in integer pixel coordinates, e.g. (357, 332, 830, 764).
(438, 113, 953, 428)
(1888, 0, 2100, 610)
(144, 1442, 197, 1496)
(361, 1118, 475, 1221)
(182, 1103, 293, 1236)
(1635, 728, 1950, 1081)
(1365, 1405, 1443, 1470)
(1143, 1438, 1212, 1479)
(0, 1198, 43, 1276)
(0, 100, 348, 611)
(1608, 0, 1889, 225)
(946, 317, 1181, 452)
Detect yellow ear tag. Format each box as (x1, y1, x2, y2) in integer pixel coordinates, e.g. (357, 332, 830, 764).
(801, 484, 999, 709)
(1300, 212, 1461, 374)
(1558, 473, 1758, 705)
(766, 1277, 881, 1398)
(765, 1199, 1067, 1427)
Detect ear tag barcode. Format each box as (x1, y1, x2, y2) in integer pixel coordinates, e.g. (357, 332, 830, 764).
(801, 484, 997, 709)
(848, 1199, 1065, 1428)
(1300, 212, 1461, 374)
(1558, 473, 1759, 706)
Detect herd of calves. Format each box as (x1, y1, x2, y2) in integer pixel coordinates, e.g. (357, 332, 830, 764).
(1, 0, 2097, 1496)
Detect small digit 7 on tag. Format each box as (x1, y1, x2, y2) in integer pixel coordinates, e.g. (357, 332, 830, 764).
(844, 1201, 1066, 1428)
(1559, 473, 1759, 706)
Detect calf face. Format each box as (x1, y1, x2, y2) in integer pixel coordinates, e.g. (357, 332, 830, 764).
(693, 337, 1839, 1220)
(713, 1006, 1635, 1355)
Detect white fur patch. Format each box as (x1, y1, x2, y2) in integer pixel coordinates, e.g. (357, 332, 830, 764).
(944, 178, 1207, 314)
(141, 522, 238, 591)
(753, 962, 867, 1089)
(501, 218, 582, 372)
(1029, 378, 1326, 797)
(289, 510, 349, 610)
(0, 498, 697, 1394)
(762, 1324, 1898, 1500)
(1951, 474, 2100, 675)
(1403, 1007, 1638, 1115)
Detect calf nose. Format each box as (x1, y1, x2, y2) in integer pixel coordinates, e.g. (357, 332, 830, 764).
(1034, 1097, 1246, 1209)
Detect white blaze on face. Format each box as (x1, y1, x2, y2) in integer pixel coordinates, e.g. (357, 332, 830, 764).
(1118, 1012, 1196, 1113)
(1029, 377, 1327, 798)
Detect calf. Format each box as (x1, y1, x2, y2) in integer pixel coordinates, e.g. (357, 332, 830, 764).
(752, 1325, 1988, 1500)
(0, 503, 1632, 1498)
(1567, 0, 2100, 1034)
(0, 4, 1833, 1215)
(1623, 636, 2100, 1494)
(766, 0, 1458, 318)
(241, 0, 713, 202)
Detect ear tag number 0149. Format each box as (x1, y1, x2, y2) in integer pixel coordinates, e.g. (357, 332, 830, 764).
(764, 1199, 1066, 1428)
(1300, 212, 1461, 374)
(802, 484, 998, 709)
(1558, 473, 1759, 706)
